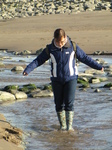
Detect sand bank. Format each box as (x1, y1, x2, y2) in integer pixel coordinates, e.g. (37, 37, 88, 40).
(0, 114, 24, 150)
(0, 11, 112, 54)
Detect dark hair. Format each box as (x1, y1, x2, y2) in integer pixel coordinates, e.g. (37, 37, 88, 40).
(54, 28, 65, 41)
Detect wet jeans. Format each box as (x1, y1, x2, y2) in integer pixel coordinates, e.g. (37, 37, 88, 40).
(52, 78, 77, 112)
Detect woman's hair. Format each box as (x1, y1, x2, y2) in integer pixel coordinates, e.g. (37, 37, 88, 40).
(54, 28, 65, 41)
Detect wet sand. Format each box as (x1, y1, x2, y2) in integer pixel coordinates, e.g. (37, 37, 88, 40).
(0, 11, 112, 54)
(0, 114, 24, 150)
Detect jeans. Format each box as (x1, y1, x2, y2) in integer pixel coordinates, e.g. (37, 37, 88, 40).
(52, 79, 77, 112)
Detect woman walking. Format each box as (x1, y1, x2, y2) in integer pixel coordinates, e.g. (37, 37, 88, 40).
(23, 28, 103, 131)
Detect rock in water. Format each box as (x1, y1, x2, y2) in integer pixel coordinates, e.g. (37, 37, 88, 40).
(11, 66, 24, 72)
(0, 91, 15, 102)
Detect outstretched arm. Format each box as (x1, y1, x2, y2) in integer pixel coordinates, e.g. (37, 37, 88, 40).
(76, 45, 103, 71)
(23, 48, 50, 76)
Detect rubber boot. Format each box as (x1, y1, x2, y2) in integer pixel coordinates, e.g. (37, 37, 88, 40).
(66, 111, 74, 131)
(57, 110, 67, 130)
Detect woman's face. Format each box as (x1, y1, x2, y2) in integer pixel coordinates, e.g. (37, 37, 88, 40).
(54, 36, 66, 48)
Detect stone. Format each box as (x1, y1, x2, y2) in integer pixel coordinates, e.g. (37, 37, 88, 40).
(94, 88, 101, 93)
(69, 9, 73, 14)
(79, 83, 90, 88)
(104, 83, 112, 88)
(28, 88, 41, 96)
(79, 88, 87, 92)
(36, 3, 42, 8)
(20, 50, 32, 55)
(11, 66, 24, 72)
(19, 83, 37, 93)
(107, 72, 112, 77)
(0, 0, 111, 21)
(104, 65, 112, 71)
(98, 77, 108, 82)
(19, 60, 26, 62)
(15, 91, 27, 100)
(0, 91, 15, 102)
(78, 73, 93, 78)
(104, 68, 112, 72)
(43, 83, 52, 91)
(84, 69, 104, 75)
(48, 8, 54, 14)
(89, 77, 101, 84)
(110, 87, 112, 90)
(93, 51, 104, 55)
(9, 89, 18, 95)
(78, 77, 88, 82)
(29, 89, 53, 97)
(78, 76, 90, 88)
(95, 58, 107, 65)
(3, 85, 19, 92)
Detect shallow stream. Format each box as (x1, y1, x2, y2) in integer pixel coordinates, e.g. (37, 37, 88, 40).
(0, 52, 112, 150)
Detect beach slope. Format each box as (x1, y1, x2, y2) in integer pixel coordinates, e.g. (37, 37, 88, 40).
(0, 114, 24, 150)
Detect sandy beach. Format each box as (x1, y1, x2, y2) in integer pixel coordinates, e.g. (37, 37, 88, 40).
(0, 10, 112, 150)
(0, 11, 112, 54)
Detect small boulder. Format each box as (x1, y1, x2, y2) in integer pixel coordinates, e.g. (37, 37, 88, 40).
(20, 50, 32, 55)
(15, 92, 27, 100)
(95, 58, 107, 65)
(104, 83, 112, 88)
(110, 87, 112, 90)
(78, 77, 88, 82)
(98, 77, 108, 82)
(78, 77, 90, 88)
(89, 77, 100, 84)
(85, 69, 104, 75)
(43, 83, 52, 91)
(19, 84, 37, 93)
(3, 85, 19, 92)
(93, 51, 104, 55)
(0, 91, 15, 102)
(107, 72, 112, 77)
(11, 66, 24, 72)
(94, 88, 102, 93)
(78, 73, 93, 78)
(30, 90, 53, 98)
(104, 66, 112, 72)
(79, 84, 90, 88)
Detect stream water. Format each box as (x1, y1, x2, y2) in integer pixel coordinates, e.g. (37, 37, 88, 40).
(0, 51, 112, 150)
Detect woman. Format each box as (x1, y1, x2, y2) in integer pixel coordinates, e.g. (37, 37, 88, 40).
(23, 28, 103, 131)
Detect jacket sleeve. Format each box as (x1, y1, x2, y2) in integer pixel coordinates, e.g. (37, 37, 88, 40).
(23, 48, 50, 74)
(76, 44, 102, 70)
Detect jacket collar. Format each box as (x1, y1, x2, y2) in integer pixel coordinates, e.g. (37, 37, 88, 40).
(64, 36, 71, 48)
(52, 36, 71, 49)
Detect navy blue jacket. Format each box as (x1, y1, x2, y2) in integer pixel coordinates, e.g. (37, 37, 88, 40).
(23, 37, 102, 83)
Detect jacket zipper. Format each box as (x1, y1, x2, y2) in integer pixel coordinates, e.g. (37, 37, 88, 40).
(61, 47, 64, 82)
